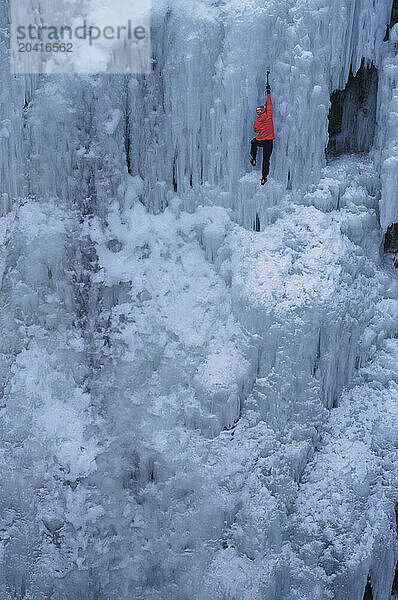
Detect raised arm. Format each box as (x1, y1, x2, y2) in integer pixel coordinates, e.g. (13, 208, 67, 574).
(266, 90, 273, 119)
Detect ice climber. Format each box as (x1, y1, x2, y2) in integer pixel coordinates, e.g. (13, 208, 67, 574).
(250, 82, 275, 185)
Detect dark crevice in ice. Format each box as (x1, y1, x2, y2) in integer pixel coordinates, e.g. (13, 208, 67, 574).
(125, 82, 133, 175)
(363, 577, 373, 600)
(327, 62, 378, 156)
(254, 213, 261, 232)
(384, 223, 398, 253)
(384, 0, 398, 40)
(383, 223, 398, 268)
(391, 561, 398, 595)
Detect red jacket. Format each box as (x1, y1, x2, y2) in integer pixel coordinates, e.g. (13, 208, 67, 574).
(253, 94, 275, 141)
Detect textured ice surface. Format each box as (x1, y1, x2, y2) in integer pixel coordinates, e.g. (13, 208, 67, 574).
(377, 45, 398, 231)
(0, 0, 398, 599)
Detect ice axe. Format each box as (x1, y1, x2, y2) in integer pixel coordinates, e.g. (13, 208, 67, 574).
(266, 71, 271, 94)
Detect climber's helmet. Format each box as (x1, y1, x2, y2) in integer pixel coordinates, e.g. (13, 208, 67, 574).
(256, 106, 265, 115)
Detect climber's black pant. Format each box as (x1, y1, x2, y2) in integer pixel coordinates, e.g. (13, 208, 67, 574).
(251, 138, 273, 178)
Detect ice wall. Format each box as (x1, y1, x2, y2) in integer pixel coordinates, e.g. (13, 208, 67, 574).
(1, 0, 393, 215)
(125, 0, 392, 212)
(376, 18, 398, 232)
(0, 1, 397, 599)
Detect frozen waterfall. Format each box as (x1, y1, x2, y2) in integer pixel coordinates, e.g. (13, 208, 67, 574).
(0, 0, 398, 599)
